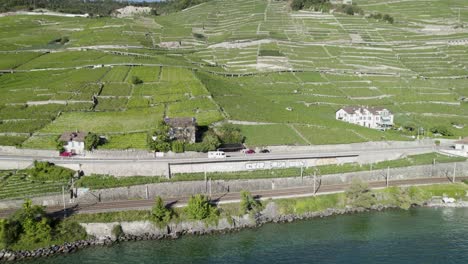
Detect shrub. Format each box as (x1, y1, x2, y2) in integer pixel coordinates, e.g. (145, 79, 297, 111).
(345, 178, 376, 209)
(84, 133, 99, 151)
(185, 194, 219, 220)
(239, 190, 262, 214)
(55, 220, 87, 242)
(430, 126, 453, 136)
(131, 76, 143, 85)
(151, 197, 172, 225)
(171, 140, 185, 153)
(111, 224, 124, 239)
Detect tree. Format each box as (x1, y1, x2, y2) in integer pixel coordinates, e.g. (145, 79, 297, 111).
(151, 196, 172, 224)
(239, 190, 262, 214)
(148, 121, 171, 152)
(345, 178, 376, 209)
(84, 133, 99, 151)
(131, 76, 143, 85)
(185, 194, 218, 220)
(216, 123, 244, 144)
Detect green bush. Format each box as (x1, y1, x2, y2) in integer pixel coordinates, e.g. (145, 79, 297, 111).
(84, 133, 99, 151)
(54, 220, 87, 243)
(151, 196, 173, 225)
(171, 140, 185, 153)
(430, 126, 453, 136)
(184, 194, 219, 221)
(345, 178, 376, 209)
(111, 224, 124, 239)
(131, 76, 143, 85)
(239, 190, 262, 214)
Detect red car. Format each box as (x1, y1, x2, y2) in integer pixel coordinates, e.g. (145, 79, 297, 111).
(59, 152, 74, 157)
(244, 149, 255, 154)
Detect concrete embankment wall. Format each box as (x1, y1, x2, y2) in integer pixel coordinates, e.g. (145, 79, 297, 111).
(2, 162, 465, 209)
(81, 215, 256, 239)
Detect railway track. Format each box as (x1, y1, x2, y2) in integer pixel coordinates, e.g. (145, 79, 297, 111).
(0, 176, 466, 218)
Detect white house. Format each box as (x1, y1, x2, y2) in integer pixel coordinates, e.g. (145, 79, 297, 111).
(59, 131, 88, 155)
(335, 106, 394, 129)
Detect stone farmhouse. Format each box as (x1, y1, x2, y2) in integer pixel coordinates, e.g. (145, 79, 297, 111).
(59, 131, 88, 155)
(335, 106, 394, 129)
(164, 117, 197, 143)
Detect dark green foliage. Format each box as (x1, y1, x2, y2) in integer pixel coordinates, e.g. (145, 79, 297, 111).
(239, 190, 262, 214)
(193, 33, 206, 40)
(0, 219, 20, 248)
(185, 130, 220, 152)
(131, 76, 143, 85)
(84, 133, 99, 151)
(30, 161, 74, 181)
(111, 224, 124, 239)
(171, 140, 185, 153)
(291, 0, 331, 12)
(345, 178, 376, 209)
(430, 126, 453, 136)
(216, 123, 244, 144)
(147, 121, 171, 152)
(369, 13, 394, 24)
(185, 194, 219, 220)
(54, 220, 87, 242)
(151, 196, 173, 225)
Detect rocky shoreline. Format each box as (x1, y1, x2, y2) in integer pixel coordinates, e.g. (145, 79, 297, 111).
(0, 204, 390, 262)
(1, 202, 466, 262)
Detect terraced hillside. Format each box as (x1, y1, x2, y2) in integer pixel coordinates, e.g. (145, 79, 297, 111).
(0, 0, 467, 148)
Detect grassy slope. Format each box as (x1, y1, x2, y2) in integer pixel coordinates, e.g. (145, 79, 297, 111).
(0, 0, 467, 148)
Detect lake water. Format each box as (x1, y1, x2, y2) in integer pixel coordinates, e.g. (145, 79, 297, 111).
(25, 207, 468, 264)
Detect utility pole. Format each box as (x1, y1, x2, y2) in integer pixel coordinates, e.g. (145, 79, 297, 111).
(313, 171, 316, 196)
(453, 163, 457, 183)
(209, 178, 212, 199)
(300, 165, 303, 181)
(62, 186, 67, 218)
(386, 166, 390, 187)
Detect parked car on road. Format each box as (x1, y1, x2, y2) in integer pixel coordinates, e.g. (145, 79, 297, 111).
(243, 149, 255, 154)
(208, 151, 226, 159)
(259, 149, 270, 153)
(59, 152, 74, 157)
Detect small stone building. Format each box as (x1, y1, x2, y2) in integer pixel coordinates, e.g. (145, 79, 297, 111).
(59, 131, 88, 154)
(164, 117, 197, 143)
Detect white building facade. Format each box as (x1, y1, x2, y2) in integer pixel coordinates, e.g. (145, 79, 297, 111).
(335, 106, 394, 129)
(59, 132, 87, 155)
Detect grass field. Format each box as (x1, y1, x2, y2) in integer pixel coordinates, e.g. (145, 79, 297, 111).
(0, 0, 467, 149)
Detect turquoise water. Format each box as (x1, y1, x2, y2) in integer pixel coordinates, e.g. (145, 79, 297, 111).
(26, 208, 468, 264)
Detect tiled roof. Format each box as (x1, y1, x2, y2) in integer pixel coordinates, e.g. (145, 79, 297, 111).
(58, 131, 88, 142)
(338, 106, 389, 115)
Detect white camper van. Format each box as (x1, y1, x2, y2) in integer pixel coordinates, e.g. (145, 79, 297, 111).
(208, 151, 226, 159)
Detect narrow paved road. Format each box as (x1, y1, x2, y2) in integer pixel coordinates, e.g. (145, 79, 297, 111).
(1, 176, 465, 218)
